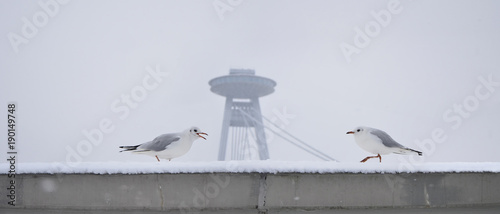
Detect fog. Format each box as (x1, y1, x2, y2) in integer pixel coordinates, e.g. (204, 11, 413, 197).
(1, 0, 499, 165)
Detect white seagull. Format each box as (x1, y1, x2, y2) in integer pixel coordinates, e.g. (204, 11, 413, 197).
(346, 126, 422, 163)
(119, 127, 208, 162)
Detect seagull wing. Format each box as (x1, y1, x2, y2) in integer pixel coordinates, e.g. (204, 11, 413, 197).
(137, 133, 181, 152)
(370, 129, 405, 148)
(370, 128, 423, 156)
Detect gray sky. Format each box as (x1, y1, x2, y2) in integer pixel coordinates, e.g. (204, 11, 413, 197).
(1, 0, 500, 165)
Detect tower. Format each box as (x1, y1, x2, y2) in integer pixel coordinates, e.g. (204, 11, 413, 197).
(209, 69, 276, 160)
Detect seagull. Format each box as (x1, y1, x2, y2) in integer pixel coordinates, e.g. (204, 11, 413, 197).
(119, 127, 207, 162)
(346, 126, 422, 163)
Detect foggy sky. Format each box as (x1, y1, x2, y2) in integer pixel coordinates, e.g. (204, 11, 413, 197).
(1, 0, 500, 165)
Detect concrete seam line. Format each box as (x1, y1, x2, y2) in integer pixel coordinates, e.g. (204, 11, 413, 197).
(257, 173, 268, 213)
(480, 173, 484, 203)
(156, 174, 164, 210)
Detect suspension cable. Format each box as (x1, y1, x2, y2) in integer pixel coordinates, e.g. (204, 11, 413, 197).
(261, 114, 338, 162)
(237, 108, 338, 162)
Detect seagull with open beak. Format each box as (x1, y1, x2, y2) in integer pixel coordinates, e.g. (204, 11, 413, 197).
(119, 126, 208, 161)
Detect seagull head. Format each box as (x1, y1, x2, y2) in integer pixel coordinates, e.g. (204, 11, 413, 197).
(188, 127, 208, 140)
(346, 126, 369, 136)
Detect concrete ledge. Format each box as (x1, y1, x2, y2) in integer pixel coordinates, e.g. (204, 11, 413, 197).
(1, 172, 499, 211)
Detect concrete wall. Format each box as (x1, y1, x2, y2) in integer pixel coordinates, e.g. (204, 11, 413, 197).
(1, 172, 499, 212)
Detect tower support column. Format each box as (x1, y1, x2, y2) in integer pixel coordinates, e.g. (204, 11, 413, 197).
(218, 97, 233, 161)
(251, 98, 269, 160)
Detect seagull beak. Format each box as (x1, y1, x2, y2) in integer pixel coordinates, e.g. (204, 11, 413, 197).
(346, 131, 355, 134)
(196, 132, 208, 140)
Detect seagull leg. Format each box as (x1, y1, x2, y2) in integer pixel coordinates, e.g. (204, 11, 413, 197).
(360, 156, 372, 163)
(155, 155, 160, 162)
(377, 154, 382, 162)
(360, 154, 382, 163)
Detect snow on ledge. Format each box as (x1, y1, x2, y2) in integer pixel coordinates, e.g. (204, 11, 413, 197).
(1, 161, 500, 174)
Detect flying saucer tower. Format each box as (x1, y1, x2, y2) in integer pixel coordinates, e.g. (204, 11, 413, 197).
(209, 69, 276, 161)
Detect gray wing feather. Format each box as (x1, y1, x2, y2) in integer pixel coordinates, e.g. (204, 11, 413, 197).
(370, 129, 404, 148)
(137, 134, 181, 152)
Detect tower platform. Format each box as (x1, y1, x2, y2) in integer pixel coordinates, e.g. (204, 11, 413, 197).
(209, 69, 277, 161)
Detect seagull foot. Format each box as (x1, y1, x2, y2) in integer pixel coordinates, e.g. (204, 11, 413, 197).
(360, 154, 382, 163)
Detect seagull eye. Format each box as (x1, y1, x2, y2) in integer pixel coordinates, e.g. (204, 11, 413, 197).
(357, 129, 361, 132)
(194, 129, 198, 132)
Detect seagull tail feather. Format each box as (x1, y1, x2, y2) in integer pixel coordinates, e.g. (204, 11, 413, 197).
(406, 148, 423, 156)
(393, 148, 423, 156)
(119, 145, 140, 152)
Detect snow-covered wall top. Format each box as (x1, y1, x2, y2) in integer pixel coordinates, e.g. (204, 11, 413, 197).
(2, 161, 500, 174)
